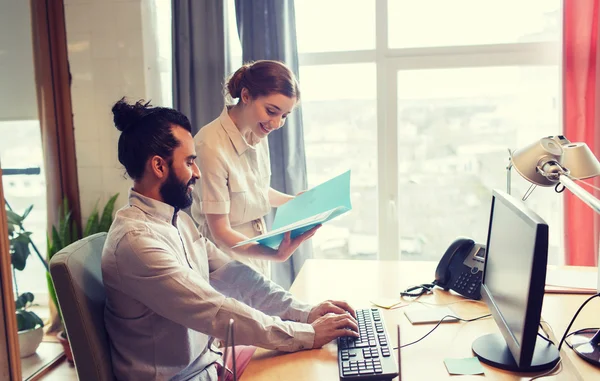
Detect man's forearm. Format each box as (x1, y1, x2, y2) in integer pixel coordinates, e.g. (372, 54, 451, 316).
(210, 261, 313, 323)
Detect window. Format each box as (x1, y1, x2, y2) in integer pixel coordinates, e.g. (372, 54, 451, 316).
(154, 0, 173, 107)
(301, 64, 378, 259)
(295, 0, 375, 53)
(396, 66, 561, 262)
(296, 1, 563, 262)
(0, 121, 48, 301)
(387, 0, 560, 48)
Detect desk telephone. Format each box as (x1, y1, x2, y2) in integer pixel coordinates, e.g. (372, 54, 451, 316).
(434, 238, 486, 300)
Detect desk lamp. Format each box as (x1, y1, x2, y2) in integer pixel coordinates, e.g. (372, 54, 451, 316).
(509, 135, 600, 367)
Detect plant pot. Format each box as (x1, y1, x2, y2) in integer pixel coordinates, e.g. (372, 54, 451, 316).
(18, 326, 43, 358)
(57, 330, 74, 363)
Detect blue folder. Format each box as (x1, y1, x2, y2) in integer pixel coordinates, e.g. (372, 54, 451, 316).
(232, 170, 352, 250)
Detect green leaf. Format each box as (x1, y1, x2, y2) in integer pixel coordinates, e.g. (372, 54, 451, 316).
(62, 211, 73, 246)
(16, 310, 43, 331)
(51, 226, 62, 253)
(47, 272, 62, 322)
(6, 209, 23, 226)
(71, 222, 79, 243)
(46, 235, 54, 260)
(11, 238, 30, 271)
(21, 205, 34, 220)
(62, 197, 69, 220)
(15, 292, 35, 310)
(16, 312, 27, 331)
(84, 205, 99, 237)
(99, 193, 119, 233)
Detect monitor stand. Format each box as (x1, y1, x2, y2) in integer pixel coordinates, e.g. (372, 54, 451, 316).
(568, 328, 600, 367)
(472, 333, 560, 372)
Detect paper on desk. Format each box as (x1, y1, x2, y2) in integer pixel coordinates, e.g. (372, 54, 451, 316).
(444, 357, 485, 375)
(232, 171, 352, 250)
(370, 298, 408, 310)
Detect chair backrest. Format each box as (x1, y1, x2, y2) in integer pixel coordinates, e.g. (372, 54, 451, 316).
(50, 232, 115, 381)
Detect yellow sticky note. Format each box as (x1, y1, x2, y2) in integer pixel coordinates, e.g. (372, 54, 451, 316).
(370, 298, 407, 309)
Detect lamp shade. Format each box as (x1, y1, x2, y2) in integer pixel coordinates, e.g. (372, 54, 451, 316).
(510, 137, 564, 186)
(560, 142, 600, 180)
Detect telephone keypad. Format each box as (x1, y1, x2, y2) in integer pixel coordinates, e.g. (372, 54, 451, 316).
(452, 270, 482, 298)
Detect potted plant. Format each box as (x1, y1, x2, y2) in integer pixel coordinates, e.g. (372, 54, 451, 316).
(47, 194, 119, 362)
(15, 292, 44, 357)
(6, 203, 48, 357)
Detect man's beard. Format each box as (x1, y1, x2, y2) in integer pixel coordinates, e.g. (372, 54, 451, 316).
(159, 169, 195, 210)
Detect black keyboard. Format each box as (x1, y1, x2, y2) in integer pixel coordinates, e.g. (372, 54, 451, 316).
(337, 308, 398, 380)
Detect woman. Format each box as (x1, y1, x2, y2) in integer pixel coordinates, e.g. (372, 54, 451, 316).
(191, 60, 317, 277)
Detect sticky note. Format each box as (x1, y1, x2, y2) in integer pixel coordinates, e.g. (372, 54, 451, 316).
(444, 357, 485, 375)
(370, 298, 407, 309)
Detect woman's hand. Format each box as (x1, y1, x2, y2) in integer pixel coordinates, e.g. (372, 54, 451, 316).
(272, 224, 321, 262)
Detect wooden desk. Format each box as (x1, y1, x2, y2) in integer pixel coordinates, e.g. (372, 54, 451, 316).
(242, 260, 600, 381)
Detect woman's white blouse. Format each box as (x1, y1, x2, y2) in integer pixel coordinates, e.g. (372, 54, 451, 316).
(191, 106, 271, 276)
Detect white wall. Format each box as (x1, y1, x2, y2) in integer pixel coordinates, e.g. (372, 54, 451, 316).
(0, 0, 37, 121)
(63, 0, 167, 223)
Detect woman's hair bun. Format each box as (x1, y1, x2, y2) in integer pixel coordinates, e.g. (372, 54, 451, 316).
(112, 98, 152, 132)
(226, 65, 250, 99)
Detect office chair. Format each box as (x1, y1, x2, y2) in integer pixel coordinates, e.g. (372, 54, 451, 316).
(49, 232, 116, 381)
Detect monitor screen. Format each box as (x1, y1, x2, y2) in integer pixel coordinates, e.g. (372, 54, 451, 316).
(484, 197, 537, 347)
(479, 189, 549, 368)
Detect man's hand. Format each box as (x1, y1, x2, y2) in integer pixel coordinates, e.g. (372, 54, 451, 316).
(272, 225, 321, 262)
(311, 313, 359, 348)
(308, 300, 357, 324)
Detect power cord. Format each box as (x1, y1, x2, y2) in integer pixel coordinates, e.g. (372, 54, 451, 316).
(392, 314, 491, 350)
(558, 293, 600, 351)
(530, 293, 600, 381)
(390, 312, 563, 379)
(537, 323, 555, 346)
(400, 283, 436, 298)
(528, 359, 562, 381)
(563, 327, 600, 350)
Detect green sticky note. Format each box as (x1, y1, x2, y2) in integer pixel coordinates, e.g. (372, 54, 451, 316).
(444, 357, 485, 375)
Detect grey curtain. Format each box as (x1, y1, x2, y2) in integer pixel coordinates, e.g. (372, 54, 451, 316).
(172, 1, 229, 134)
(235, 0, 311, 289)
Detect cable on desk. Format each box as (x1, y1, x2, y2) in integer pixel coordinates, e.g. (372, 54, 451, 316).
(400, 283, 436, 298)
(558, 293, 600, 351)
(563, 327, 600, 350)
(537, 323, 554, 346)
(392, 314, 491, 350)
(527, 358, 562, 381)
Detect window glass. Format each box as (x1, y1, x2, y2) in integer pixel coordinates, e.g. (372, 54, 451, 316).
(300, 63, 378, 259)
(296, 0, 375, 53)
(388, 0, 561, 48)
(1, 120, 48, 296)
(395, 66, 561, 263)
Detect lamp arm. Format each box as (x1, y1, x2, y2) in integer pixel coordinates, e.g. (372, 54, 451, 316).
(558, 175, 600, 214)
(506, 157, 513, 195)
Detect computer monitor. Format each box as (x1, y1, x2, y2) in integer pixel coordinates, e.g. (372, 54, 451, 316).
(472, 190, 560, 372)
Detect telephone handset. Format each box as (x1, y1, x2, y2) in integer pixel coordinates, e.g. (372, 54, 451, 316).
(434, 237, 486, 300)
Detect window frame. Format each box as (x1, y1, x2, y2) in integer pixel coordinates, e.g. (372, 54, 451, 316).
(298, 0, 563, 261)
